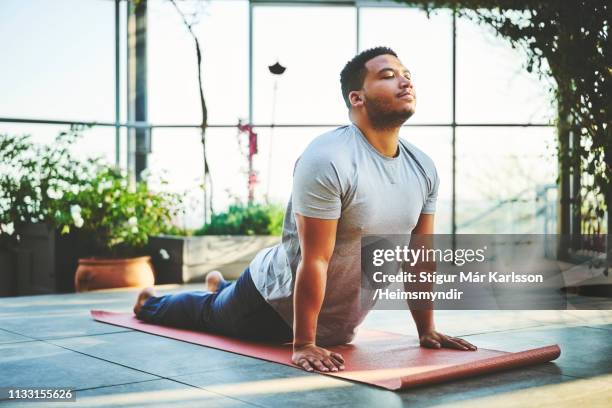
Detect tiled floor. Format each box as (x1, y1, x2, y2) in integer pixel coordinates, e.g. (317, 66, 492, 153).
(1, 285, 611, 407)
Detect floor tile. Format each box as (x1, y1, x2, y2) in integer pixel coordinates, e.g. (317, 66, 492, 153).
(432, 373, 612, 407)
(0, 341, 156, 391)
(463, 326, 612, 379)
(0, 328, 33, 344)
(398, 366, 572, 407)
(0, 312, 131, 340)
(4, 379, 256, 408)
(51, 331, 265, 378)
(174, 362, 403, 408)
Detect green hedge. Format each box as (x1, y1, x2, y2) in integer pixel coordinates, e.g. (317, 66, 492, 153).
(196, 203, 284, 236)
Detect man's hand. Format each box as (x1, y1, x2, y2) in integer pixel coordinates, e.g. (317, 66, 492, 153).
(419, 330, 477, 351)
(292, 344, 345, 372)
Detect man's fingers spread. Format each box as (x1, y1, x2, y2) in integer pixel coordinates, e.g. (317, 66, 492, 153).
(331, 352, 345, 363)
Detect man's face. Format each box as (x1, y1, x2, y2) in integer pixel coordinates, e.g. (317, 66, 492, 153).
(356, 54, 416, 129)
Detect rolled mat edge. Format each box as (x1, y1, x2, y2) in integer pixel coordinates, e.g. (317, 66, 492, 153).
(399, 344, 561, 389)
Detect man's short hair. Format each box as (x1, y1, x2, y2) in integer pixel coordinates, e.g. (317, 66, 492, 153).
(340, 46, 398, 109)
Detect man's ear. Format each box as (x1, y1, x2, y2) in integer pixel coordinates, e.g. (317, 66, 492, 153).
(349, 90, 364, 108)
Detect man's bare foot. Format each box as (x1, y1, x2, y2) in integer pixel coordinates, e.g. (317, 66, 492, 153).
(133, 287, 156, 316)
(205, 270, 225, 293)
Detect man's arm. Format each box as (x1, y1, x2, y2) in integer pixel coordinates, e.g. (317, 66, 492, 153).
(409, 213, 477, 351)
(291, 214, 345, 372)
(408, 213, 436, 336)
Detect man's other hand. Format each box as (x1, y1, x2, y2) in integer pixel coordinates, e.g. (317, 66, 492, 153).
(292, 344, 345, 372)
(419, 331, 477, 351)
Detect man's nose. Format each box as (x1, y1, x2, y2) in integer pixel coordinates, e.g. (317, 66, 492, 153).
(399, 76, 412, 89)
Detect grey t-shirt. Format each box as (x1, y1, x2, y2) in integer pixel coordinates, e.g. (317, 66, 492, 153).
(249, 123, 439, 345)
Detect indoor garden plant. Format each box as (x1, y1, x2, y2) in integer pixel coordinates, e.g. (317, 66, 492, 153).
(50, 166, 181, 291)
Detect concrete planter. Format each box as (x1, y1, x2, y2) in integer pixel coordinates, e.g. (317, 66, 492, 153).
(14, 223, 93, 295)
(148, 235, 280, 284)
(0, 247, 16, 297)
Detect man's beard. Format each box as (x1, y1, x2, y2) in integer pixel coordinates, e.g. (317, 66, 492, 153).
(364, 95, 414, 130)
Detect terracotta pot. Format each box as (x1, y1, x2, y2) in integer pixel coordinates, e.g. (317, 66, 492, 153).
(75, 256, 155, 292)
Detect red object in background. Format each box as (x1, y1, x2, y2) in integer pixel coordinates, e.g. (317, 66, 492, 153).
(248, 172, 258, 186)
(248, 131, 258, 157)
(238, 122, 258, 156)
(237, 122, 258, 203)
(92, 310, 561, 391)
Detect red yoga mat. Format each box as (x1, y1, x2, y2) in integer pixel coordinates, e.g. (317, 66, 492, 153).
(91, 310, 560, 391)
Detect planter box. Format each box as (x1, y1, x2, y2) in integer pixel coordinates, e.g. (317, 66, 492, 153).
(15, 223, 93, 295)
(148, 235, 281, 284)
(0, 247, 17, 297)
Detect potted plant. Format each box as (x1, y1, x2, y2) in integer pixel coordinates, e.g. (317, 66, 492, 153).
(0, 129, 99, 295)
(49, 167, 181, 292)
(148, 202, 284, 283)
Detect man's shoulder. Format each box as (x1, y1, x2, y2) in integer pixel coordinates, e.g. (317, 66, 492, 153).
(307, 125, 354, 150)
(298, 125, 356, 165)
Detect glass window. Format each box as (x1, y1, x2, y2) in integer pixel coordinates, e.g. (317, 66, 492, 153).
(149, 0, 249, 125)
(252, 6, 356, 124)
(0, 123, 119, 171)
(456, 17, 556, 124)
(359, 7, 453, 125)
(149, 126, 274, 229)
(253, 126, 336, 206)
(455, 127, 557, 233)
(0, 0, 115, 122)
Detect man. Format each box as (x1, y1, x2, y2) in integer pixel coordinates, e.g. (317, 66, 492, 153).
(134, 46, 476, 373)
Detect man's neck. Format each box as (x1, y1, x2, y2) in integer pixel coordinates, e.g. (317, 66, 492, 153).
(351, 117, 401, 158)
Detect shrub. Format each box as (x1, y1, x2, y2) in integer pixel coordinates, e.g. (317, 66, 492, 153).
(196, 203, 284, 236)
(49, 167, 182, 257)
(0, 129, 99, 247)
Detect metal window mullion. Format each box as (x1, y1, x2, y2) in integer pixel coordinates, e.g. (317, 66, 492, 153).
(115, 0, 121, 168)
(249, 1, 254, 125)
(452, 10, 457, 238)
(0, 117, 552, 129)
(356, 3, 360, 53)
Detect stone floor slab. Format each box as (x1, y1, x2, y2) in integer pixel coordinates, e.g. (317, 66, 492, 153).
(0, 341, 156, 392)
(398, 366, 571, 407)
(51, 331, 265, 378)
(4, 379, 256, 408)
(0, 328, 33, 344)
(463, 325, 612, 379)
(0, 312, 131, 340)
(174, 362, 403, 408)
(432, 373, 612, 407)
